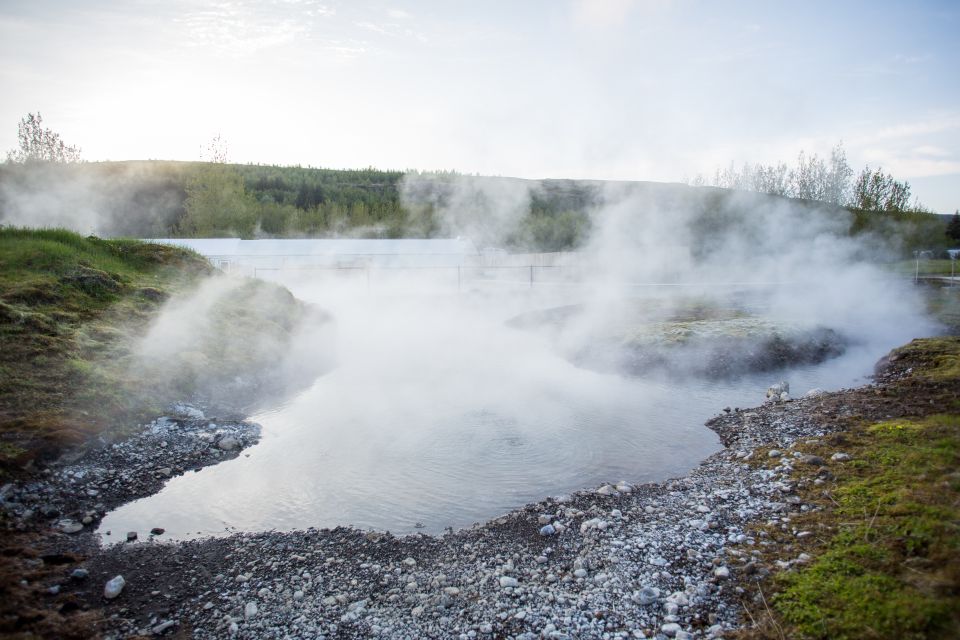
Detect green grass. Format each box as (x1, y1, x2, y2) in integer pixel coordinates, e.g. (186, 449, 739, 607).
(770, 414, 960, 639)
(738, 339, 960, 640)
(0, 228, 212, 473)
(889, 259, 957, 278)
(0, 227, 317, 476)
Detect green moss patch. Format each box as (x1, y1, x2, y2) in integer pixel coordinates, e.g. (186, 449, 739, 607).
(739, 408, 960, 639)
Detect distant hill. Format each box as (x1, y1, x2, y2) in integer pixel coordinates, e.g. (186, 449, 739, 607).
(0, 160, 951, 256)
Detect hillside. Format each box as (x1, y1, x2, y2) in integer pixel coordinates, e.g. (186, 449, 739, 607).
(0, 228, 316, 477)
(0, 161, 952, 255)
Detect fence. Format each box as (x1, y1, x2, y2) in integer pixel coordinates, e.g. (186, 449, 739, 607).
(251, 263, 586, 293)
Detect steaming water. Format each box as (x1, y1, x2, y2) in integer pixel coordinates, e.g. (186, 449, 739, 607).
(98, 274, 898, 542)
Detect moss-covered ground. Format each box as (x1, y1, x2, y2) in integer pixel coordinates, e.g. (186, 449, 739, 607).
(0, 228, 312, 478)
(737, 337, 960, 639)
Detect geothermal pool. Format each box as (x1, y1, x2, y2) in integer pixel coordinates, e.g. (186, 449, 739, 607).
(98, 276, 912, 541)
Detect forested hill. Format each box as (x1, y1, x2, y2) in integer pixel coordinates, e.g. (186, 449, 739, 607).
(0, 160, 952, 255)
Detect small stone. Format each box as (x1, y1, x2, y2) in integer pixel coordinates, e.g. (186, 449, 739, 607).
(634, 586, 660, 605)
(800, 455, 826, 466)
(152, 620, 176, 635)
(203, 602, 214, 610)
(150, 527, 165, 536)
(498, 576, 518, 588)
(126, 531, 138, 542)
(293, 590, 304, 600)
(82, 516, 93, 525)
(103, 575, 125, 599)
(596, 484, 619, 496)
(70, 568, 89, 580)
(57, 519, 83, 534)
(537, 514, 553, 525)
(218, 437, 240, 451)
(402, 557, 417, 568)
(573, 568, 588, 579)
(661, 622, 682, 637)
(714, 566, 730, 579)
(244, 601, 258, 620)
(768, 449, 782, 458)
(831, 452, 851, 461)
(539, 524, 556, 536)
(411, 605, 424, 617)
(804, 388, 825, 398)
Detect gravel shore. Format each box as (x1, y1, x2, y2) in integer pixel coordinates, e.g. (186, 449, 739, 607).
(0, 377, 887, 639)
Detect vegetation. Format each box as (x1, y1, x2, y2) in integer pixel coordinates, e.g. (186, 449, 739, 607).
(738, 337, 960, 639)
(699, 143, 925, 214)
(6, 112, 81, 163)
(0, 228, 311, 477)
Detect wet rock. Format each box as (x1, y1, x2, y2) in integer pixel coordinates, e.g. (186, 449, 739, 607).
(70, 568, 89, 580)
(596, 484, 619, 496)
(151, 527, 165, 535)
(126, 531, 138, 542)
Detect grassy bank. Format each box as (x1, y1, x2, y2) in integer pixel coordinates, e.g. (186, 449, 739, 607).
(0, 228, 313, 477)
(739, 337, 960, 639)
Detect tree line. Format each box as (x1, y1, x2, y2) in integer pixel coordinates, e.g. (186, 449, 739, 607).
(694, 144, 924, 213)
(2, 114, 954, 255)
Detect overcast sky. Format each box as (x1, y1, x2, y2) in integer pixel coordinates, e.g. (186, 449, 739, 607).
(1, 0, 958, 211)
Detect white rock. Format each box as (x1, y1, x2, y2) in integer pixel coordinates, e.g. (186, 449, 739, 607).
(218, 437, 240, 451)
(402, 557, 417, 568)
(768, 449, 782, 458)
(661, 622, 682, 637)
(244, 601, 258, 620)
(57, 519, 83, 534)
(103, 575, 125, 599)
(498, 576, 518, 588)
(539, 524, 556, 536)
(714, 566, 730, 579)
(804, 388, 825, 398)
(596, 484, 619, 496)
(831, 452, 851, 461)
(152, 620, 176, 634)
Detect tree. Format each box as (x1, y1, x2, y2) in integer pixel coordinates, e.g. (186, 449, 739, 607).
(178, 136, 258, 237)
(852, 166, 911, 212)
(6, 112, 81, 163)
(947, 211, 960, 243)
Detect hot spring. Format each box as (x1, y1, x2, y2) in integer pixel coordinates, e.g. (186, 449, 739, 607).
(96, 268, 922, 542)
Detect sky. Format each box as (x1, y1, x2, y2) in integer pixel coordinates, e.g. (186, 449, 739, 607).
(1, 0, 958, 212)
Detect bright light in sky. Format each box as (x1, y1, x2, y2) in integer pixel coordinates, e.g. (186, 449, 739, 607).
(1, 0, 958, 211)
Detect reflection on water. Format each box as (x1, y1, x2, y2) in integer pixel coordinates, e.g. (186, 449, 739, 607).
(98, 280, 890, 541)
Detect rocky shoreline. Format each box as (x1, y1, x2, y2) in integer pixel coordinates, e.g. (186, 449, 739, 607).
(0, 362, 909, 639)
